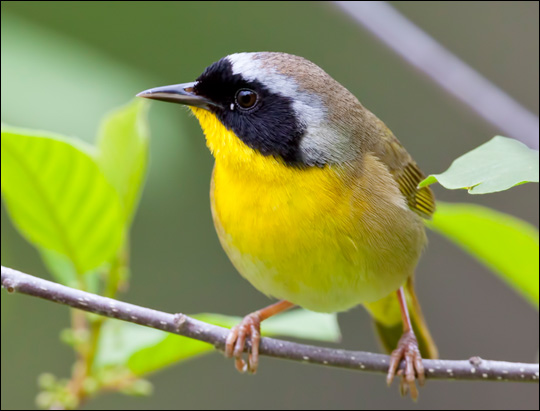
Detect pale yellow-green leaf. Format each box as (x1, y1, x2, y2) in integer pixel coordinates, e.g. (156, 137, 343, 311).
(419, 136, 539, 194)
(1, 126, 124, 275)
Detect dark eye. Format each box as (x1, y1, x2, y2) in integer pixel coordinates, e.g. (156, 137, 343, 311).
(235, 89, 258, 110)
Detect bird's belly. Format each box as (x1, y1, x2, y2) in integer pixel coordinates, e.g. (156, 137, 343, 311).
(210, 162, 423, 313)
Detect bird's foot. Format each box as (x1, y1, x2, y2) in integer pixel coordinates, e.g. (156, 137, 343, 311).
(387, 330, 425, 400)
(225, 312, 261, 374)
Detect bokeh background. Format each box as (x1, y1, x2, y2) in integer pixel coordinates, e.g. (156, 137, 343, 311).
(1, 1, 538, 409)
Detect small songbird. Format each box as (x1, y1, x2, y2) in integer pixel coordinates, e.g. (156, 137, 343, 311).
(138, 52, 438, 399)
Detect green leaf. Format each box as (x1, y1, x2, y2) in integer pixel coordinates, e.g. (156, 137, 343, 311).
(95, 310, 340, 376)
(195, 310, 341, 342)
(93, 321, 167, 370)
(419, 136, 539, 194)
(427, 202, 539, 307)
(1, 126, 125, 275)
(96, 100, 149, 222)
(127, 333, 211, 376)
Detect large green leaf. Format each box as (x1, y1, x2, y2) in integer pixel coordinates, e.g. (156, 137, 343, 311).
(1, 126, 125, 275)
(95, 310, 341, 376)
(96, 100, 149, 222)
(428, 202, 539, 307)
(419, 136, 539, 194)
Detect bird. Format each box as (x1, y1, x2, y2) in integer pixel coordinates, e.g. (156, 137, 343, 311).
(137, 52, 438, 399)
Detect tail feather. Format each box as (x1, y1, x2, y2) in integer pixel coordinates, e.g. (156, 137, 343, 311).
(365, 278, 438, 359)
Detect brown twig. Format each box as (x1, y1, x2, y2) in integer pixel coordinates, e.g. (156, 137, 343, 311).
(2, 265, 538, 383)
(332, 1, 539, 149)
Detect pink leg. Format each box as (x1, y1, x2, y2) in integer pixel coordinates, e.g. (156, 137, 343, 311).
(386, 287, 425, 400)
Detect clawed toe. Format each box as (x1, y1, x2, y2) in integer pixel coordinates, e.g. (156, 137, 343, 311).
(387, 331, 424, 400)
(224, 313, 261, 374)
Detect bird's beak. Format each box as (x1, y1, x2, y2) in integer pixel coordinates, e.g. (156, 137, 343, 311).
(136, 82, 218, 110)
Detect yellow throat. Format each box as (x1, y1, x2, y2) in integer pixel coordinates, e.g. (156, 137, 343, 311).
(190, 107, 423, 313)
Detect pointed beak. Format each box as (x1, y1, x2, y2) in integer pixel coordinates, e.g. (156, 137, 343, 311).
(136, 82, 218, 109)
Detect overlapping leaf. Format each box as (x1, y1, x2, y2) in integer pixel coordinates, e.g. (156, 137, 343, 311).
(96, 100, 149, 222)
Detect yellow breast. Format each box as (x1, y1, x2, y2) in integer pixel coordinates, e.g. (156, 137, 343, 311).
(192, 108, 425, 312)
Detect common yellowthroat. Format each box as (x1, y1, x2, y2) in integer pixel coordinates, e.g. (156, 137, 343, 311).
(138, 52, 438, 399)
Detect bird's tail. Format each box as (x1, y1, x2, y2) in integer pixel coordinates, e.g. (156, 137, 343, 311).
(364, 277, 438, 359)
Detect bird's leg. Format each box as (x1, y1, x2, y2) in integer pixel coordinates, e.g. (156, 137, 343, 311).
(225, 300, 294, 374)
(386, 287, 425, 400)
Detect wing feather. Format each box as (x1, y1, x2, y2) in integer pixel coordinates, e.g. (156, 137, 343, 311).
(373, 129, 435, 219)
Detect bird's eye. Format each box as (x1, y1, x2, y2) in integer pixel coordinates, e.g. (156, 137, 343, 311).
(235, 89, 258, 110)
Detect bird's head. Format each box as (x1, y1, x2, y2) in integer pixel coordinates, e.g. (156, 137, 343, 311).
(138, 52, 375, 168)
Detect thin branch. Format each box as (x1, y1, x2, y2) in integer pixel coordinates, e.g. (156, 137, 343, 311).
(2, 265, 538, 383)
(333, 1, 539, 150)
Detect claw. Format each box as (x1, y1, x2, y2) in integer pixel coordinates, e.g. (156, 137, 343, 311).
(387, 330, 424, 400)
(225, 325, 239, 358)
(234, 357, 247, 373)
(249, 322, 261, 374)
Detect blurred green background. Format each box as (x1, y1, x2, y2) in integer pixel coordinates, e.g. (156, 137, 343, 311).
(1, 1, 538, 409)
